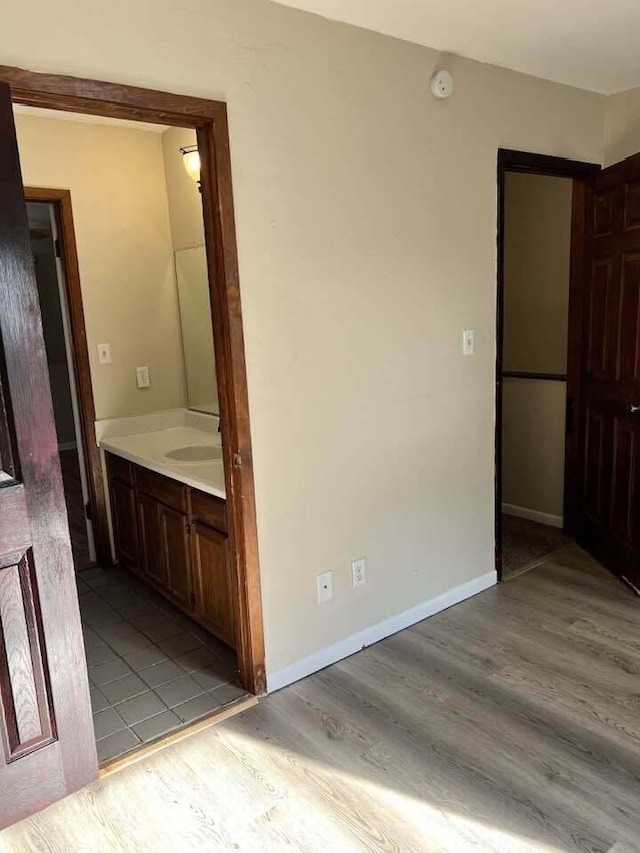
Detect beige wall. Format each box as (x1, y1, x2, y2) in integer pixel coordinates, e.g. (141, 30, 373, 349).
(2, 0, 607, 678)
(503, 173, 573, 375)
(502, 379, 567, 518)
(605, 88, 640, 165)
(502, 173, 573, 520)
(15, 114, 187, 420)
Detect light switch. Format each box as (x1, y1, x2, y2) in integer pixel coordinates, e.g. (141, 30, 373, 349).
(97, 343, 112, 364)
(136, 366, 151, 389)
(462, 329, 475, 356)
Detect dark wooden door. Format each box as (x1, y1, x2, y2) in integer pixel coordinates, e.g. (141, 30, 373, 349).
(579, 153, 640, 589)
(159, 504, 192, 609)
(0, 83, 97, 828)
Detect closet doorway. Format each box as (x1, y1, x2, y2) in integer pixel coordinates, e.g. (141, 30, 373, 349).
(495, 150, 598, 579)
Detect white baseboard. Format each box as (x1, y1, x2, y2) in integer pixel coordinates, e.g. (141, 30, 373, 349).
(266, 571, 497, 694)
(58, 441, 77, 452)
(502, 502, 563, 529)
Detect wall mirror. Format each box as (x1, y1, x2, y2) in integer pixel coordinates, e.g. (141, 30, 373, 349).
(174, 245, 218, 416)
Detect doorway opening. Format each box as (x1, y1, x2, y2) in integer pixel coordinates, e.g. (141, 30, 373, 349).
(26, 192, 97, 573)
(0, 68, 265, 808)
(495, 150, 599, 580)
(15, 106, 260, 766)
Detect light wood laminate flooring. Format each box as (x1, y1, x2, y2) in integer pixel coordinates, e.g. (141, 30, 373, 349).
(2, 544, 639, 852)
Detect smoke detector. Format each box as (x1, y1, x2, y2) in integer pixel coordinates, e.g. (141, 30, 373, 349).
(430, 70, 454, 99)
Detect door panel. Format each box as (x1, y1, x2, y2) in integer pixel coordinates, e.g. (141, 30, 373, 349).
(0, 551, 55, 757)
(110, 479, 139, 571)
(159, 504, 192, 608)
(594, 188, 615, 235)
(587, 258, 613, 377)
(617, 254, 640, 381)
(610, 417, 637, 543)
(624, 179, 640, 229)
(0, 83, 97, 827)
(191, 522, 235, 648)
(137, 494, 165, 587)
(583, 407, 607, 523)
(0, 359, 17, 479)
(579, 153, 640, 589)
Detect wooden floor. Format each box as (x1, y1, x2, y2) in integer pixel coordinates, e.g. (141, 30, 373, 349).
(2, 544, 640, 852)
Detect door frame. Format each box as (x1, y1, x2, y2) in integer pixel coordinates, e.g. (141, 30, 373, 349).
(495, 149, 600, 580)
(1, 65, 266, 694)
(25, 187, 108, 567)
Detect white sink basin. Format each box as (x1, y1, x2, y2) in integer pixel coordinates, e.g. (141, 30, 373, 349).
(163, 445, 222, 463)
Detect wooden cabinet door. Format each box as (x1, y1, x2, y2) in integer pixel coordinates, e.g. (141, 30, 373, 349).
(137, 494, 166, 588)
(109, 480, 139, 570)
(159, 504, 192, 609)
(191, 522, 235, 648)
(0, 83, 97, 828)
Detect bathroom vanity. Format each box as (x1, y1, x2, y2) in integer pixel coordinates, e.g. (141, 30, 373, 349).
(102, 419, 235, 650)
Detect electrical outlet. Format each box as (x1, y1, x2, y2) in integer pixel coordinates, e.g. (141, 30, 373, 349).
(317, 570, 333, 604)
(97, 343, 112, 364)
(136, 366, 151, 389)
(351, 558, 366, 588)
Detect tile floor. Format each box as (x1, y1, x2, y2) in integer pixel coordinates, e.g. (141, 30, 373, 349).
(77, 566, 249, 765)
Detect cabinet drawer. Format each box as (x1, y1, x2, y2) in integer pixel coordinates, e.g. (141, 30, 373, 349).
(191, 489, 227, 533)
(106, 452, 133, 486)
(135, 466, 187, 512)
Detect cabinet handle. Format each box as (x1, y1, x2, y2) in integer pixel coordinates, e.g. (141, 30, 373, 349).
(629, 403, 640, 414)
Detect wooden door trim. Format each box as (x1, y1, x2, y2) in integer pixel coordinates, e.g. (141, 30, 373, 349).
(3, 65, 266, 695)
(495, 149, 600, 580)
(0, 65, 225, 126)
(24, 187, 111, 567)
(499, 149, 600, 180)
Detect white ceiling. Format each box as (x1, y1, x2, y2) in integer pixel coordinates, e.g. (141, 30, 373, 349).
(13, 104, 168, 133)
(272, 0, 640, 94)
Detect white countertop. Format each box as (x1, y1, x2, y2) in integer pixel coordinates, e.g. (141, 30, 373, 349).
(100, 425, 226, 500)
